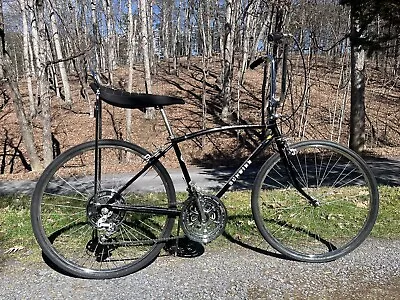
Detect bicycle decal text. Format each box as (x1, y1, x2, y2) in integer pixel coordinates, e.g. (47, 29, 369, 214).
(143, 154, 152, 161)
(228, 160, 252, 186)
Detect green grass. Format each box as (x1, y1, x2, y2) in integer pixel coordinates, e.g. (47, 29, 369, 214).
(0, 186, 399, 263)
(370, 186, 400, 238)
(0, 195, 39, 263)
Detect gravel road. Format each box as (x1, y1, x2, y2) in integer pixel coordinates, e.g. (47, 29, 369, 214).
(1, 157, 399, 299)
(1, 239, 399, 299)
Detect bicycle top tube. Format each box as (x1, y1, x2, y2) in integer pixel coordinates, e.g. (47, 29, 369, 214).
(171, 123, 270, 144)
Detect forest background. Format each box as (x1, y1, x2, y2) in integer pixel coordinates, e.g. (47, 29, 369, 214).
(0, 0, 399, 177)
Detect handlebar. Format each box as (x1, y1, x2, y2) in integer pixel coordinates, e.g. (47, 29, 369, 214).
(249, 32, 292, 70)
(248, 32, 294, 119)
(249, 57, 265, 70)
(267, 32, 292, 43)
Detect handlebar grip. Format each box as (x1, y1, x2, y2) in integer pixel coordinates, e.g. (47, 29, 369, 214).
(249, 57, 265, 70)
(267, 32, 291, 43)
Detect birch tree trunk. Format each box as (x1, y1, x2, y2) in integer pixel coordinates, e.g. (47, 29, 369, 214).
(127, 0, 135, 92)
(103, 0, 115, 84)
(49, 2, 72, 106)
(91, 0, 101, 70)
(161, 2, 170, 60)
(236, 1, 256, 122)
(18, 0, 35, 117)
(148, 2, 155, 73)
(36, 0, 53, 166)
(205, 1, 213, 60)
(28, 0, 40, 73)
(172, 0, 182, 75)
(238, 0, 256, 86)
(221, 0, 237, 121)
(139, 0, 154, 118)
(199, 2, 209, 144)
(126, 0, 135, 142)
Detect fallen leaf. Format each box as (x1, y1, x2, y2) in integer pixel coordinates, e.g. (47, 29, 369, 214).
(4, 246, 25, 254)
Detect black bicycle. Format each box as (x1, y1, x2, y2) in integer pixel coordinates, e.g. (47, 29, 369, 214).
(31, 33, 379, 279)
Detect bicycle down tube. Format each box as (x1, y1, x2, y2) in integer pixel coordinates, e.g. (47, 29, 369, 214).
(107, 121, 277, 214)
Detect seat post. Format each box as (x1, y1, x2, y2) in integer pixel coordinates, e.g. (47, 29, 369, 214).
(94, 88, 102, 197)
(159, 107, 175, 139)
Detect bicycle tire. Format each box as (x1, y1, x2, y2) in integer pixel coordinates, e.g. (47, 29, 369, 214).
(251, 140, 379, 262)
(31, 139, 176, 279)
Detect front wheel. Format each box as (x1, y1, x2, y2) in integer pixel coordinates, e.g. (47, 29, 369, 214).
(31, 140, 176, 279)
(251, 140, 379, 262)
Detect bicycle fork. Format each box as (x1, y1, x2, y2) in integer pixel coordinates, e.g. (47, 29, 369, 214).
(275, 138, 320, 207)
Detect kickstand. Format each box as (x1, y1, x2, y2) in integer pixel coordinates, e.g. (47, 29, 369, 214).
(174, 221, 181, 257)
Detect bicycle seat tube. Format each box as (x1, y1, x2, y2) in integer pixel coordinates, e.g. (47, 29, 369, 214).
(160, 106, 207, 221)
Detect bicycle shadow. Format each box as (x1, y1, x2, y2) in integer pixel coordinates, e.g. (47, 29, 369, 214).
(221, 231, 288, 260)
(162, 230, 287, 261)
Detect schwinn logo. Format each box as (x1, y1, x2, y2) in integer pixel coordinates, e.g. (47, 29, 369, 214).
(228, 160, 252, 185)
(143, 154, 152, 161)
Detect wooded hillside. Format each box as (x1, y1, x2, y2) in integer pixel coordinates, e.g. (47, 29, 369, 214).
(0, 0, 399, 176)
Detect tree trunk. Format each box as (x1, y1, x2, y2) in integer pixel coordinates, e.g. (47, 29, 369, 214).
(161, 2, 170, 60)
(126, 0, 135, 142)
(103, 0, 115, 84)
(139, 0, 154, 118)
(0, 0, 41, 171)
(221, 0, 237, 122)
(148, 2, 155, 73)
(0, 0, 3, 80)
(18, 0, 35, 117)
(28, 0, 40, 73)
(199, 1, 209, 144)
(349, 6, 366, 153)
(36, 0, 53, 166)
(172, 0, 182, 75)
(127, 0, 135, 92)
(91, 0, 101, 70)
(49, 3, 72, 106)
(238, 0, 256, 86)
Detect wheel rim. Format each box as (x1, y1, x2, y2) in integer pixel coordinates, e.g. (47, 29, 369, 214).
(253, 141, 378, 261)
(33, 141, 175, 277)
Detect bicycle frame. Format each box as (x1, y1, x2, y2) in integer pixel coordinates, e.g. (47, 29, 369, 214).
(30, 30, 379, 279)
(93, 36, 316, 216)
(103, 106, 285, 217)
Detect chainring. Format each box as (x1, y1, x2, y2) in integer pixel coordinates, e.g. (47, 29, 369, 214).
(180, 194, 227, 244)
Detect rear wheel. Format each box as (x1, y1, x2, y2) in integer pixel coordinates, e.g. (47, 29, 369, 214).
(251, 140, 379, 262)
(31, 140, 176, 279)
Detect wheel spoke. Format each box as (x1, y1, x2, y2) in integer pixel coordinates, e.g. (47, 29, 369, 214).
(31, 140, 176, 279)
(252, 140, 379, 262)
